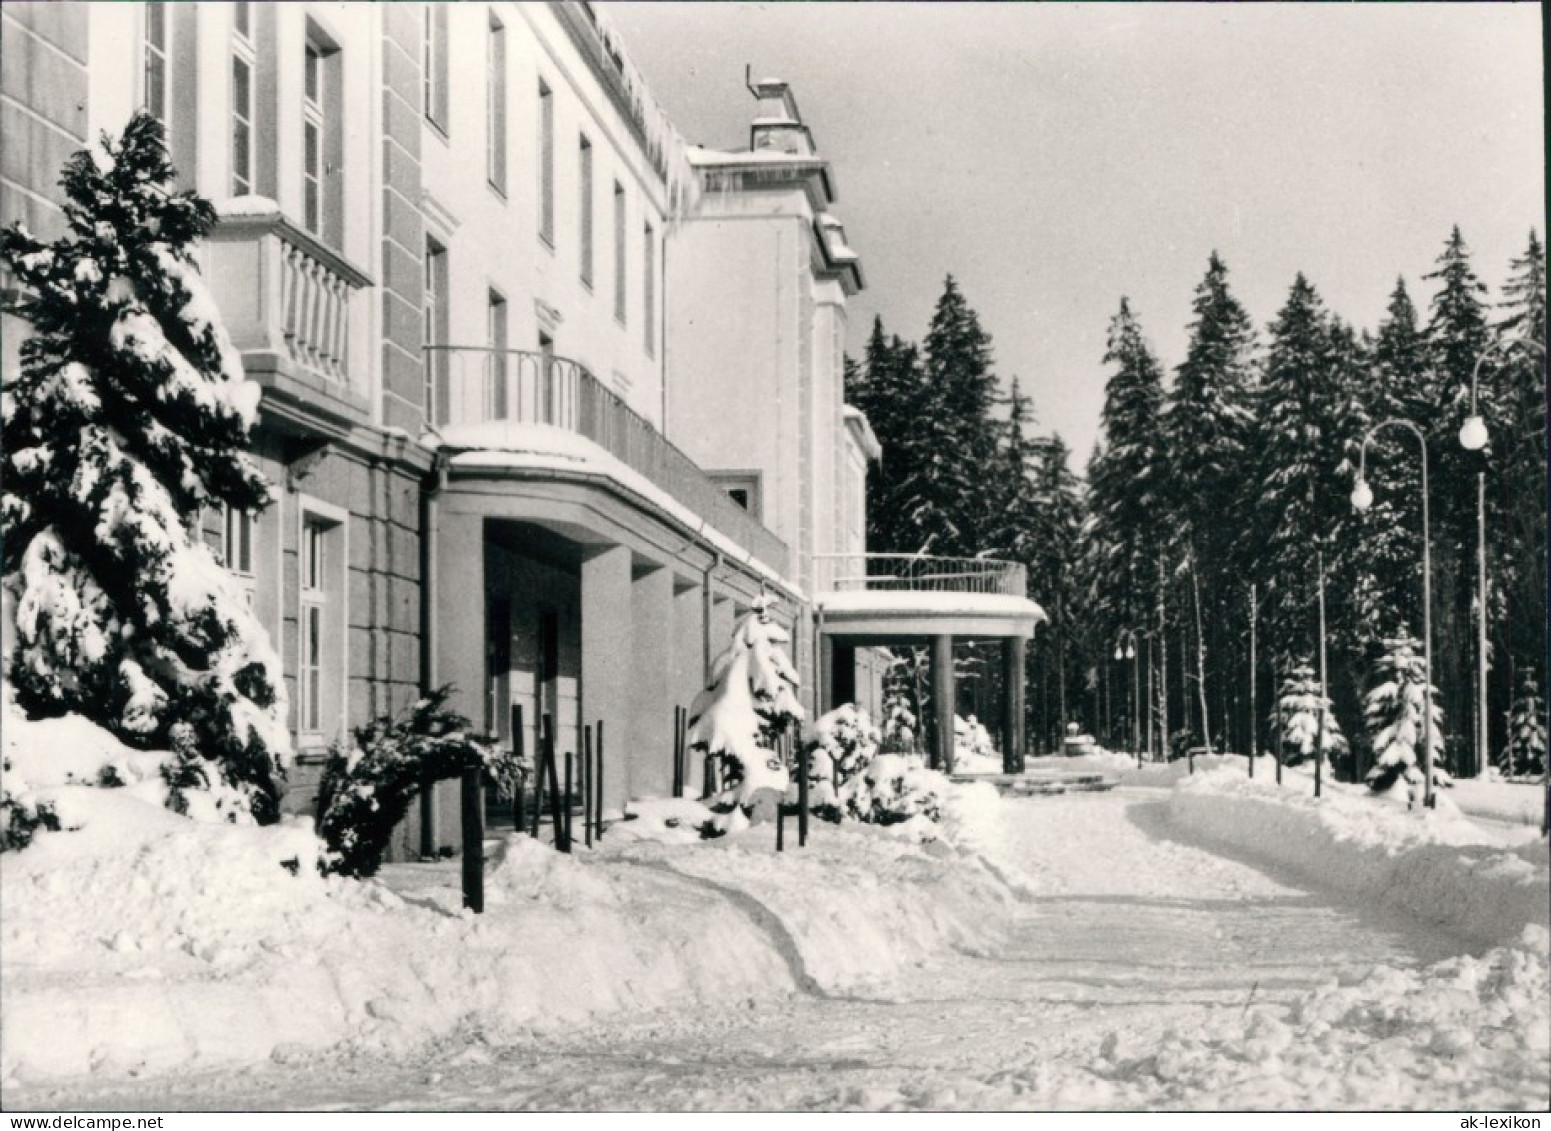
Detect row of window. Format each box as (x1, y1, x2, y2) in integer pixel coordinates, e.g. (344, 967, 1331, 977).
(428, 5, 658, 352)
(143, 3, 339, 244)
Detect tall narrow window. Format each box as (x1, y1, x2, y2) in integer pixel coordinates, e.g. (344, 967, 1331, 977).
(143, 4, 169, 123)
(233, 1, 252, 41)
(578, 136, 594, 287)
(538, 331, 556, 425)
(231, 31, 255, 195)
(424, 237, 448, 422)
(538, 79, 554, 244)
(488, 291, 508, 419)
(302, 43, 324, 233)
(424, 3, 448, 131)
(643, 222, 655, 357)
(223, 505, 254, 576)
(612, 182, 626, 324)
(299, 522, 326, 734)
(487, 14, 507, 193)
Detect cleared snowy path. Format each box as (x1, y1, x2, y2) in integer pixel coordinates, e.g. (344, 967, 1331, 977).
(24, 787, 1490, 1112)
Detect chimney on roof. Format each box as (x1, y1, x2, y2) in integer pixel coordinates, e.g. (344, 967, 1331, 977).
(747, 76, 815, 156)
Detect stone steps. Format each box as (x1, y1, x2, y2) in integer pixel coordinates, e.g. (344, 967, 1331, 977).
(950, 772, 1119, 796)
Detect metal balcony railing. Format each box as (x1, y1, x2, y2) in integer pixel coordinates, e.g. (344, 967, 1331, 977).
(426, 345, 788, 574)
(812, 553, 1027, 598)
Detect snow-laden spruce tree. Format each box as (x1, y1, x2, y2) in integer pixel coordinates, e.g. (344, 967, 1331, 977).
(0, 111, 288, 823)
(1272, 660, 1347, 767)
(687, 593, 805, 832)
(1362, 633, 1451, 804)
(1503, 674, 1546, 779)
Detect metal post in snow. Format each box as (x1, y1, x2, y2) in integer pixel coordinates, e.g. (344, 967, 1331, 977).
(583, 724, 593, 850)
(511, 704, 525, 830)
(595, 719, 606, 842)
(1248, 586, 1257, 778)
(564, 750, 574, 850)
(798, 742, 809, 847)
(460, 752, 484, 913)
(1315, 550, 1328, 799)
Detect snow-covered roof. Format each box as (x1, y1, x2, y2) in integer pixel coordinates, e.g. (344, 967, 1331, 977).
(842, 406, 882, 462)
(816, 589, 1047, 622)
(426, 422, 798, 598)
(686, 145, 829, 169)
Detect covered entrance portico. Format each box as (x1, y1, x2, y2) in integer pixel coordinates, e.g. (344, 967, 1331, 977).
(409, 427, 794, 855)
(813, 556, 1045, 774)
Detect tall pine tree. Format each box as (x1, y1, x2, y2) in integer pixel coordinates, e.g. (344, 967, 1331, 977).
(1, 112, 289, 821)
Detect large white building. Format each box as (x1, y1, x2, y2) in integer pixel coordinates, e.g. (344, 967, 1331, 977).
(2, 2, 1039, 853)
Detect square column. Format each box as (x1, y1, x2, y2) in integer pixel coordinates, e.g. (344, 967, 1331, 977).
(673, 578, 705, 794)
(421, 510, 486, 857)
(931, 633, 956, 773)
(1002, 636, 1027, 773)
(582, 545, 633, 816)
(630, 563, 675, 799)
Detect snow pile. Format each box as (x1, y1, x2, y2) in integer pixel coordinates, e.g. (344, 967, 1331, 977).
(1168, 768, 1549, 945)
(607, 816, 1018, 995)
(1097, 926, 1550, 1111)
(1, 768, 1020, 1087)
(2, 695, 257, 841)
(1450, 776, 1546, 828)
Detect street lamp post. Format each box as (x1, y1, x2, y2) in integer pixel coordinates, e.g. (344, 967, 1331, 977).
(1462, 337, 1546, 779)
(1352, 419, 1436, 809)
(1114, 630, 1140, 767)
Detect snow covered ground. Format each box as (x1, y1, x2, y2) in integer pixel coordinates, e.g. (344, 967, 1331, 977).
(4, 731, 1547, 1111)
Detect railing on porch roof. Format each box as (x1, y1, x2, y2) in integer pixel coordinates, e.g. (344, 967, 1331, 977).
(425, 345, 788, 574)
(812, 553, 1027, 597)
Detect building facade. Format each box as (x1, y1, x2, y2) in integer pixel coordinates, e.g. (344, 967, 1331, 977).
(4, 3, 1040, 844)
(3, 1, 898, 849)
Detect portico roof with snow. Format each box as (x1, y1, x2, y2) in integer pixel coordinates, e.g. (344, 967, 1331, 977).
(815, 588, 1046, 642)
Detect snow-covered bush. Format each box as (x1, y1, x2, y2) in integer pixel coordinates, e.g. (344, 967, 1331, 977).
(1504, 674, 1546, 778)
(1363, 633, 1451, 804)
(686, 594, 805, 833)
(800, 703, 879, 820)
(1, 112, 288, 827)
(800, 703, 947, 827)
(1273, 660, 1348, 767)
(845, 753, 947, 826)
(2, 691, 257, 850)
(314, 687, 522, 877)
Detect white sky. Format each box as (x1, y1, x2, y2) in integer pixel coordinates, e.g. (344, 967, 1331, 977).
(605, 1, 1546, 466)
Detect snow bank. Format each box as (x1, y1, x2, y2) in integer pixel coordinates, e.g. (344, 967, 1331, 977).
(1095, 927, 1549, 1111)
(1167, 768, 1549, 947)
(1, 773, 1021, 1087)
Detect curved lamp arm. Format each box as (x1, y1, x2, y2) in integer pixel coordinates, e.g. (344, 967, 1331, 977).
(1353, 418, 1428, 510)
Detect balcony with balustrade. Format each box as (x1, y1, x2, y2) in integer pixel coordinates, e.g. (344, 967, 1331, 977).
(204, 201, 372, 442)
(426, 345, 788, 577)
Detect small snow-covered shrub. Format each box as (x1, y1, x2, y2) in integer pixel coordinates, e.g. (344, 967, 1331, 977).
(800, 703, 946, 827)
(846, 752, 947, 826)
(314, 687, 522, 877)
(1504, 674, 1546, 778)
(800, 703, 879, 820)
(687, 594, 805, 834)
(1273, 660, 1347, 767)
(1363, 632, 1451, 805)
